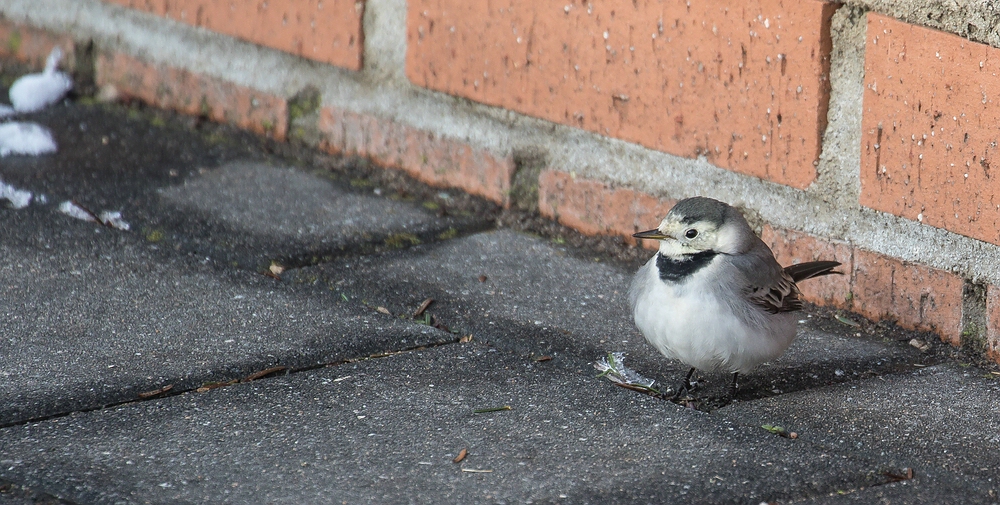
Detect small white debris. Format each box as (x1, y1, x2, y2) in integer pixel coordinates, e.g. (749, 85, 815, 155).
(58, 201, 131, 230)
(0, 104, 15, 118)
(58, 200, 97, 222)
(98, 211, 131, 231)
(0, 122, 57, 157)
(0, 180, 33, 209)
(9, 47, 73, 113)
(96, 84, 120, 103)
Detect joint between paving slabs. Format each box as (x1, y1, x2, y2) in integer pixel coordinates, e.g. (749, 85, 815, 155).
(0, 338, 467, 431)
(262, 222, 494, 277)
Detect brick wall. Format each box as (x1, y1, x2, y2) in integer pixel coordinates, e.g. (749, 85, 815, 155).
(3, 0, 1000, 363)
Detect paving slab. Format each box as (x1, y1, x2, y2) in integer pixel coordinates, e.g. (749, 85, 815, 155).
(0, 102, 490, 272)
(154, 160, 481, 270)
(0, 204, 453, 426)
(720, 364, 1000, 503)
(0, 100, 494, 426)
(289, 230, 933, 403)
(0, 481, 68, 505)
(0, 341, 901, 505)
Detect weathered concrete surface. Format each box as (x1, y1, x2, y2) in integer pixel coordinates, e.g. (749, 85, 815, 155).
(1, 103, 491, 272)
(0, 93, 995, 504)
(0, 343, 899, 505)
(0, 204, 452, 426)
(721, 364, 1000, 503)
(289, 230, 936, 403)
(0, 103, 476, 426)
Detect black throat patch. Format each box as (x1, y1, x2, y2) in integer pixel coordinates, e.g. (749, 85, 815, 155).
(656, 250, 718, 282)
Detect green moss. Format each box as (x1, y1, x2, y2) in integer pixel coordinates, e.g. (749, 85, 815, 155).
(199, 97, 212, 117)
(288, 86, 321, 122)
(384, 233, 421, 249)
(76, 96, 101, 107)
(144, 229, 166, 242)
(6, 31, 22, 53)
(149, 116, 166, 128)
(437, 228, 458, 240)
(203, 132, 228, 145)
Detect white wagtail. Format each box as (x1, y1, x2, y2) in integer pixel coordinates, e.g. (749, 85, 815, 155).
(629, 197, 840, 398)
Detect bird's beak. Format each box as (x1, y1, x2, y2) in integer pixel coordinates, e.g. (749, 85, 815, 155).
(632, 229, 669, 240)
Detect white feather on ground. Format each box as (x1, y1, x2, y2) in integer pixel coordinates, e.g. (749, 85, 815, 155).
(98, 211, 131, 231)
(0, 122, 57, 157)
(0, 104, 15, 118)
(57, 201, 97, 222)
(58, 201, 131, 231)
(9, 47, 73, 113)
(595, 352, 660, 393)
(0, 180, 33, 209)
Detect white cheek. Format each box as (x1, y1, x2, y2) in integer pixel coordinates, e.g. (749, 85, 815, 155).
(658, 239, 685, 256)
(714, 226, 742, 254)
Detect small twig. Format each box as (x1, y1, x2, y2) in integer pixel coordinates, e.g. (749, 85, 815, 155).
(473, 406, 511, 414)
(882, 468, 914, 482)
(70, 200, 102, 223)
(413, 298, 434, 318)
(460, 468, 492, 473)
(196, 379, 238, 393)
(138, 384, 173, 399)
(242, 366, 287, 382)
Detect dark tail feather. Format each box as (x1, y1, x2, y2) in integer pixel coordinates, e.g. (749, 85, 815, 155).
(784, 261, 842, 283)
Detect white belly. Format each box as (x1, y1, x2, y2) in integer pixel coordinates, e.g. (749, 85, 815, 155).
(630, 258, 797, 374)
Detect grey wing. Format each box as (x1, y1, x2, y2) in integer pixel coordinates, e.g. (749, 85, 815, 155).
(731, 242, 803, 314)
(745, 268, 803, 314)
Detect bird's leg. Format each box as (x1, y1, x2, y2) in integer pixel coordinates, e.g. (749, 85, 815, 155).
(729, 372, 739, 399)
(684, 367, 697, 390)
(670, 367, 697, 399)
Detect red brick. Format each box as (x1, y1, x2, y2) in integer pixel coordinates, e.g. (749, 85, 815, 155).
(407, 0, 837, 189)
(317, 106, 515, 204)
(760, 225, 853, 308)
(538, 169, 674, 247)
(988, 285, 1000, 363)
(103, 0, 364, 71)
(95, 51, 287, 140)
(852, 249, 964, 344)
(861, 14, 1000, 245)
(0, 20, 76, 70)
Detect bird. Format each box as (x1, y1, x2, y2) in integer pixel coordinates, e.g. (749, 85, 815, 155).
(628, 196, 841, 399)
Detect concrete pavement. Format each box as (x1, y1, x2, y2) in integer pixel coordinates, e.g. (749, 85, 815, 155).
(1, 97, 998, 504)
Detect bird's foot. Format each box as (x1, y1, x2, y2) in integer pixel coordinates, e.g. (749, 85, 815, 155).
(665, 367, 698, 401)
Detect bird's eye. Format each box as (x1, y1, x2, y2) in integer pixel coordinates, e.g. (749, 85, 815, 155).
(684, 229, 698, 239)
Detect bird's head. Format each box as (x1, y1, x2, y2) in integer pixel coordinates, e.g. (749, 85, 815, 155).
(633, 197, 754, 257)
